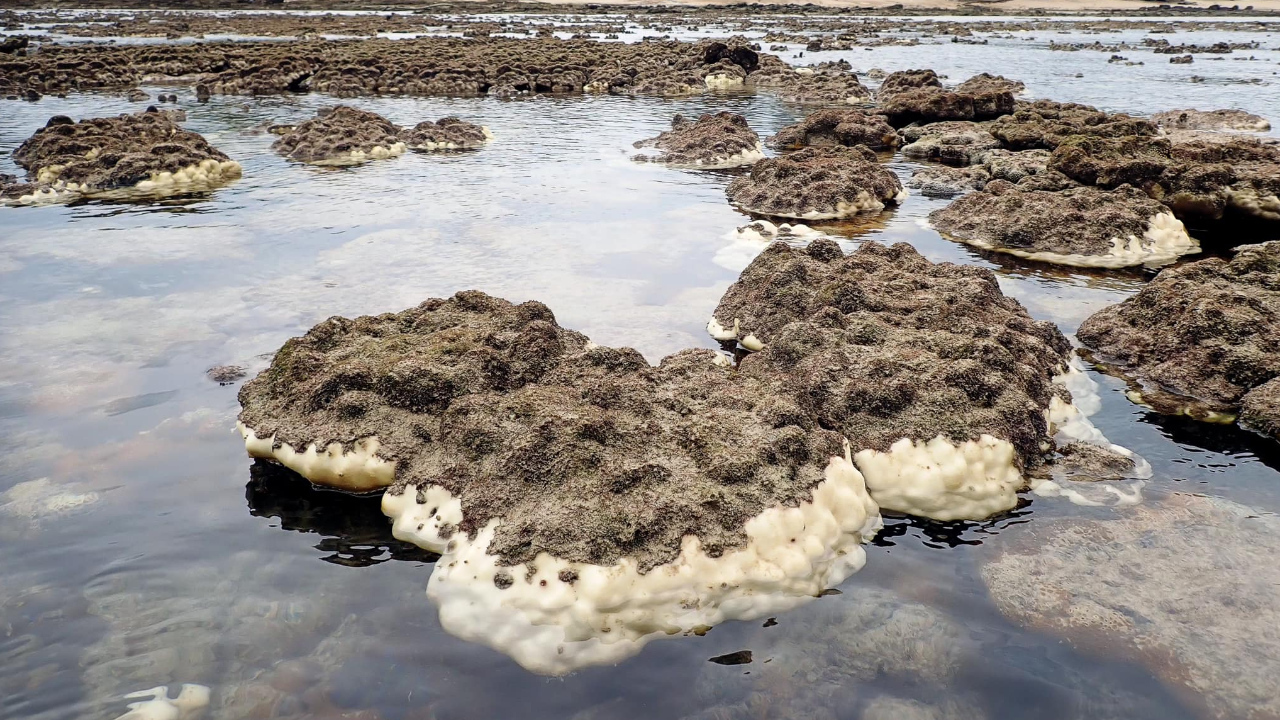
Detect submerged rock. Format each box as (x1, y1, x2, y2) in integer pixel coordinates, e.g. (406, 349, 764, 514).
(725, 146, 906, 220)
(1077, 241, 1280, 424)
(271, 106, 406, 166)
(632, 112, 764, 169)
(400, 116, 493, 151)
(928, 181, 1197, 268)
(4, 110, 240, 205)
(981, 493, 1280, 720)
(239, 290, 882, 674)
(768, 109, 901, 151)
(1152, 108, 1271, 133)
(708, 240, 1140, 520)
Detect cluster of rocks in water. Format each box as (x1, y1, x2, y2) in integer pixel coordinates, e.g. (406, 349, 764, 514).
(270, 106, 491, 166)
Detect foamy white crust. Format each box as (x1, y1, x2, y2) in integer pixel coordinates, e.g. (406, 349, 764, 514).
(406, 127, 494, 152)
(14, 159, 242, 205)
(1226, 187, 1280, 223)
(307, 142, 406, 167)
(236, 421, 395, 492)
(704, 72, 746, 89)
(734, 188, 903, 220)
(714, 221, 830, 271)
(114, 684, 210, 720)
(382, 449, 882, 675)
(707, 316, 740, 341)
(854, 434, 1024, 521)
(934, 212, 1198, 269)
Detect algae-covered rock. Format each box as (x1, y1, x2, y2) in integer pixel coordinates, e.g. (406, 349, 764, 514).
(726, 146, 905, 220)
(633, 112, 764, 169)
(271, 106, 406, 166)
(768, 109, 900, 151)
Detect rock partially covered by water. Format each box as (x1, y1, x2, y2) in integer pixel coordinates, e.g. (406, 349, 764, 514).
(989, 100, 1158, 151)
(955, 72, 1026, 96)
(240, 290, 882, 674)
(400, 116, 493, 151)
(271, 106, 406, 166)
(981, 493, 1280, 720)
(768, 109, 900, 151)
(906, 164, 990, 197)
(928, 180, 1197, 269)
(900, 121, 1000, 165)
(879, 86, 1015, 127)
(4, 110, 240, 204)
(726, 146, 905, 220)
(749, 60, 872, 105)
(632, 112, 764, 169)
(1152, 108, 1271, 133)
(875, 68, 942, 97)
(1077, 241, 1280, 422)
(710, 240, 1079, 520)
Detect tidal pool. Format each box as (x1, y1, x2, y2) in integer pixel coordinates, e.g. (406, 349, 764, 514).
(2, 13, 1279, 720)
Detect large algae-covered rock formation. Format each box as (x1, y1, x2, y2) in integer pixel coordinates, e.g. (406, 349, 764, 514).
(929, 180, 1197, 268)
(768, 109, 900, 151)
(708, 240, 1145, 521)
(876, 70, 1016, 128)
(726, 146, 906, 220)
(982, 493, 1280, 720)
(238, 290, 882, 674)
(632, 112, 764, 169)
(3, 110, 240, 205)
(1077, 241, 1280, 427)
(988, 100, 1158, 151)
(271, 106, 407, 166)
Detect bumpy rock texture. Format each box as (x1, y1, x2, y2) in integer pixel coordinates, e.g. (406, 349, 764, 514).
(1077, 241, 1280, 421)
(710, 240, 1071, 471)
(271, 106, 405, 165)
(726, 146, 905, 219)
(238, 291, 850, 572)
(876, 71, 1016, 128)
(900, 121, 999, 165)
(6, 110, 237, 196)
(768, 109, 900, 151)
(401, 116, 491, 150)
(632, 112, 763, 168)
(989, 100, 1158, 151)
(1152, 108, 1271, 133)
(929, 181, 1192, 267)
(982, 493, 1280, 720)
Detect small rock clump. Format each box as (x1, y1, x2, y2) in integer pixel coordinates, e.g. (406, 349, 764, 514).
(271, 106, 406, 166)
(1077, 241, 1280, 424)
(907, 165, 991, 197)
(632, 112, 764, 169)
(726, 146, 905, 220)
(955, 72, 1026, 96)
(900, 121, 1000, 165)
(6, 109, 240, 204)
(929, 181, 1196, 269)
(400, 117, 492, 151)
(768, 109, 900, 151)
(710, 240, 1073, 482)
(1152, 108, 1271, 133)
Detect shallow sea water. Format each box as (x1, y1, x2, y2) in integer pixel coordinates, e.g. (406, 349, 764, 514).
(2, 14, 1280, 720)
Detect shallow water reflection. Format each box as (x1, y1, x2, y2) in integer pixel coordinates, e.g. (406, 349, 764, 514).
(2, 18, 1280, 720)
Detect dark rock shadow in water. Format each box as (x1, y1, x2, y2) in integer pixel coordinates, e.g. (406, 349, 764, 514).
(245, 460, 439, 567)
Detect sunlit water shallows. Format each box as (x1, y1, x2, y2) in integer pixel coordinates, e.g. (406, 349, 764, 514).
(2, 13, 1280, 720)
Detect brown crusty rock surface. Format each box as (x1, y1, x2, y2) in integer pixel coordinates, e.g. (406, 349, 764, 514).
(955, 72, 1026, 96)
(725, 145, 905, 220)
(1077, 241, 1280, 421)
(238, 290, 847, 572)
(632, 112, 763, 168)
(989, 100, 1158, 151)
(7, 109, 238, 197)
(401, 117, 491, 151)
(928, 181, 1189, 266)
(900, 121, 1000, 165)
(1151, 108, 1271, 133)
(768, 109, 900, 151)
(710, 240, 1072, 471)
(271, 106, 404, 165)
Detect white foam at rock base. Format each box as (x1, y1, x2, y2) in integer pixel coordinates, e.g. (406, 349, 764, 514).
(236, 421, 395, 492)
(854, 361, 1148, 520)
(308, 142, 407, 167)
(665, 144, 766, 170)
(113, 684, 210, 720)
(1226, 187, 1280, 223)
(932, 212, 1199, 269)
(735, 189, 901, 221)
(407, 127, 495, 152)
(16, 159, 242, 206)
(706, 317, 740, 341)
(713, 221, 829, 271)
(704, 72, 746, 89)
(381, 445, 882, 675)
